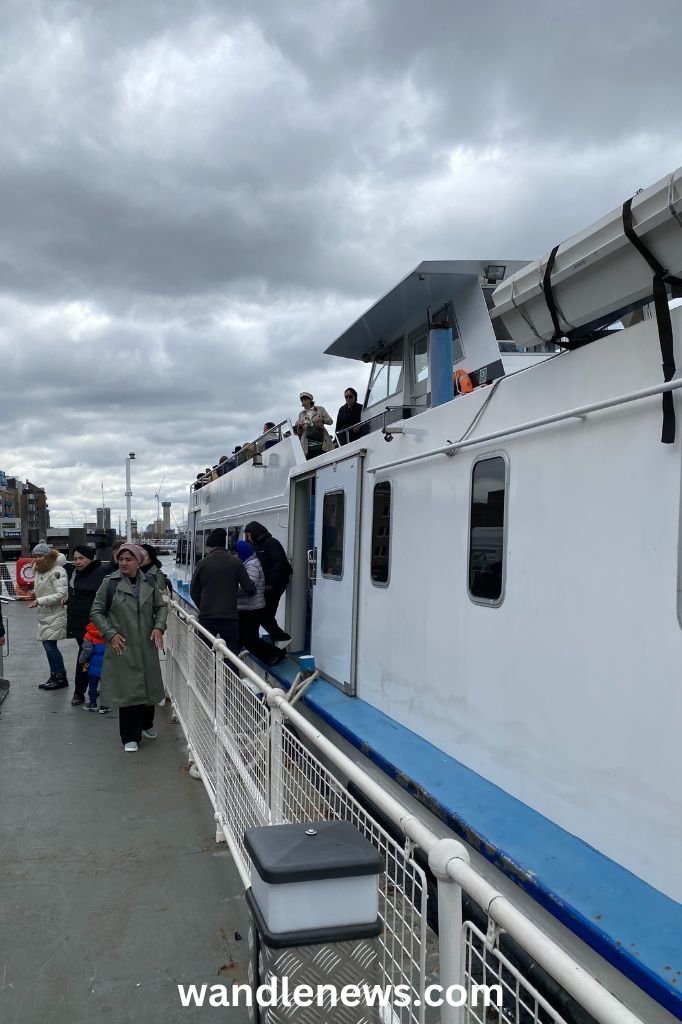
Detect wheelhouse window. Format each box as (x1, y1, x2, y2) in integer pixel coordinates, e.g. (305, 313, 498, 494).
(365, 342, 403, 408)
(412, 336, 428, 384)
(321, 491, 345, 579)
(370, 481, 391, 585)
(469, 455, 507, 604)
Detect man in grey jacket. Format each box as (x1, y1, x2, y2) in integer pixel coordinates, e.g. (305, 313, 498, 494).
(190, 528, 255, 657)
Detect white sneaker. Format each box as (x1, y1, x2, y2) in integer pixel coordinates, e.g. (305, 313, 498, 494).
(276, 636, 293, 650)
(124, 741, 139, 752)
(142, 728, 157, 739)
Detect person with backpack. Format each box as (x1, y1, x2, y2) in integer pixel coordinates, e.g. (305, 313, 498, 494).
(244, 521, 293, 648)
(235, 540, 285, 667)
(90, 543, 167, 752)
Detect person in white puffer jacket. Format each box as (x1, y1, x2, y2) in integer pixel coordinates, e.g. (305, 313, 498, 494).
(28, 542, 69, 691)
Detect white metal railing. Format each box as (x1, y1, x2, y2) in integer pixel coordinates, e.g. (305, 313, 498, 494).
(164, 602, 645, 1024)
(368, 376, 682, 475)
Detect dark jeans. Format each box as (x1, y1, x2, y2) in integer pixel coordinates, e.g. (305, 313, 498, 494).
(197, 617, 240, 659)
(239, 609, 280, 665)
(74, 634, 89, 696)
(119, 704, 155, 744)
(42, 640, 66, 675)
(87, 674, 100, 705)
(259, 588, 289, 642)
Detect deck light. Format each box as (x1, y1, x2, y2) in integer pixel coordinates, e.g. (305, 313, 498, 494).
(252, 453, 264, 467)
(484, 264, 507, 285)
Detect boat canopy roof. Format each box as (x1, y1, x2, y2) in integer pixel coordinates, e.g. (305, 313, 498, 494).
(325, 259, 529, 361)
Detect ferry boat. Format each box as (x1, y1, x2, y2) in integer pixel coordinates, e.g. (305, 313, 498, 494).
(174, 168, 682, 1022)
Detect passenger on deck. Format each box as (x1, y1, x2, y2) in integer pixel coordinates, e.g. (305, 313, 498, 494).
(189, 527, 256, 659)
(215, 455, 229, 477)
(194, 473, 205, 490)
(65, 545, 107, 706)
(235, 540, 285, 667)
(29, 542, 69, 691)
(293, 392, 333, 460)
(258, 422, 279, 452)
(90, 542, 168, 752)
(244, 521, 292, 649)
(335, 387, 363, 445)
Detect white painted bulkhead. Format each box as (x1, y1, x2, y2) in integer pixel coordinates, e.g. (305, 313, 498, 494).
(187, 312, 682, 904)
(345, 312, 682, 904)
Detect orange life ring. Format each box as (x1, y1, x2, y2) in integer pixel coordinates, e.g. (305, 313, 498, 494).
(453, 369, 474, 395)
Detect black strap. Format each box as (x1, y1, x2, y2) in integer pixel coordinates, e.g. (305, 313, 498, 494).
(622, 197, 680, 444)
(542, 244, 563, 341)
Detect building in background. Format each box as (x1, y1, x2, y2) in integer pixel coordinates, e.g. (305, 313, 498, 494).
(0, 471, 18, 519)
(162, 501, 171, 535)
(96, 506, 111, 530)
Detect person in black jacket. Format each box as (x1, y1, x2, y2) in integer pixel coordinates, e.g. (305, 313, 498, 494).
(190, 528, 255, 657)
(335, 387, 363, 445)
(244, 521, 292, 647)
(64, 546, 108, 705)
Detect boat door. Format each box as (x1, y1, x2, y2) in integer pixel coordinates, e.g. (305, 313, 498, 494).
(309, 456, 362, 694)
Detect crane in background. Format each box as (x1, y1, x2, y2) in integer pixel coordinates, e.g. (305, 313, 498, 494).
(154, 475, 165, 527)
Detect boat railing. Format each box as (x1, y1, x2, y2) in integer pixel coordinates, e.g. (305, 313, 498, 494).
(163, 600, 644, 1024)
(191, 419, 292, 491)
(336, 403, 421, 446)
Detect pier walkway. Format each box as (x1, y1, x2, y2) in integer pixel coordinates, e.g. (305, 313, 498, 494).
(0, 601, 250, 1024)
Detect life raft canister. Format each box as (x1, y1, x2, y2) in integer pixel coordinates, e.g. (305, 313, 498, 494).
(453, 369, 474, 395)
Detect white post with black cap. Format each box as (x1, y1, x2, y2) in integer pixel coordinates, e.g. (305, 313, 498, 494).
(245, 820, 384, 1023)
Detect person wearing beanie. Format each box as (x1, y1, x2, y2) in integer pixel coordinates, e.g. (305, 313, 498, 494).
(63, 545, 107, 704)
(235, 541, 285, 667)
(90, 543, 168, 751)
(29, 545, 69, 690)
(190, 528, 256, 657)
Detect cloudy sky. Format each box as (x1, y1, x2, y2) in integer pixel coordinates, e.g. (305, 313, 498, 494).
(2, 0, 682, 528)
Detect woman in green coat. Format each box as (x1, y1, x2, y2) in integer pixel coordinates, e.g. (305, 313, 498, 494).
(90, 543, 168, 752)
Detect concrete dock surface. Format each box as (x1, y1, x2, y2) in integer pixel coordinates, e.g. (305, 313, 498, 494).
(0, 600, 250, 1023)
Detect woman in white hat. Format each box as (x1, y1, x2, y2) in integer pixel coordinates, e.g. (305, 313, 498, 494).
(293, 392, 333, 460)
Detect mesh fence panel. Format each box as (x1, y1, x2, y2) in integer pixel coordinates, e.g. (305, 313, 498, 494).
(215, 658, 271, 865)
(187, 629, 218, 800)
(462, 921, 567, 1024)
(277, 722, 429, 1024)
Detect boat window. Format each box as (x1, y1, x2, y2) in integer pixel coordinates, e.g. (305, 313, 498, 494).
(365, 343, 403, 408)
(370, 481, 391, 586)
(321, 491, 345, 579)
(228, 525, 243, 550)
(432, 301, 465, 364)
(413, 336, 429, 384)
(469, 455, 507, 605)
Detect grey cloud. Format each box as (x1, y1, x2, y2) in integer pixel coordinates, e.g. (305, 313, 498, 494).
(1, 0, 682, 524)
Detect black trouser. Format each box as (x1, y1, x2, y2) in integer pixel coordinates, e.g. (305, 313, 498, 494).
(74, 634, 88, 696)
(239, 610, 280, 664)
(119, 704, 155, 744)
(259, 588, 289, 642)
(197, 617, 240, 659)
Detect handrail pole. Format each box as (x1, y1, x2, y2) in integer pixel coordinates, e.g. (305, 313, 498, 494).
(368, 376, 682, 475)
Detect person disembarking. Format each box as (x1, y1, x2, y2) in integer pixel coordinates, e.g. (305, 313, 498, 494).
(90, 543, 167, 752)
